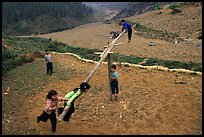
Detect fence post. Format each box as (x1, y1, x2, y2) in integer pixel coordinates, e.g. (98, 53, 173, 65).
(107, 53, 112, 100)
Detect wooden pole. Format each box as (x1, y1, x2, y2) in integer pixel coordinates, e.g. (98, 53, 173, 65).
(84, 30, 126, 83)
(107, 53, 112, 100)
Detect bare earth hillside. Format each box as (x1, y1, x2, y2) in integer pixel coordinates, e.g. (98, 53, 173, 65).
(34, 4, 202, 63)
(129, 3, 202, 40)
(2, 3, 202, 135)
(2, 53, 202, 135)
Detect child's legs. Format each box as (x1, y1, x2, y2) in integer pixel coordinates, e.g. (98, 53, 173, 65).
(46, 63, 49, 74)
(37, 111, 49, 122)
(50, 62, 53, 73)
(49, 111, 57, 132)
(48, 62, 52, 74)
(63, 102, 75, 122)
(115, 81, 119, 95)
(111, 81, 116, 95)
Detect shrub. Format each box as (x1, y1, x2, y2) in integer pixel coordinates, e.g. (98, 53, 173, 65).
(168, 3, 182, 14)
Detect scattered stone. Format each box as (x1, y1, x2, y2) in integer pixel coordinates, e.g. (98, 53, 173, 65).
(174, 81, 186, 84)
(6, 119, 10, 123)
(10, 111, 14, 114)
(149, 42, 155, 46)
(81, 116, 90, 121)
(6, 87, 10, 92)
(119, 114, 123, 119)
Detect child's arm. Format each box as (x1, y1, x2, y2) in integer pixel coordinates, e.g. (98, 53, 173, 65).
(57, 96, 68, 101)
(64, 90, 82, 110)
(44, 55, 48, 62)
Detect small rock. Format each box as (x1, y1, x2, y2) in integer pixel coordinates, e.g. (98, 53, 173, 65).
(174, 81, 186, 84)
(81, 116, 90, 121)
(119, 114, 123, 119)
(6, 87, 10, 92)
(149, 42, 155, 46)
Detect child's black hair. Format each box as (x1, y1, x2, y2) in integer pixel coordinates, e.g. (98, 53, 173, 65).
(73, 82, 91, 92)
(46, 90, 57, 99)
(111, 64, 117, 69)
(120, 19, 125, 22)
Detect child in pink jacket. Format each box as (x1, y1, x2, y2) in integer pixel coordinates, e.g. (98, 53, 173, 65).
(37, 90, 67, 135)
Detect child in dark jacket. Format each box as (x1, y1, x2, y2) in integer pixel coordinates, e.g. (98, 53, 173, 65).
(37, 90, 68, 135)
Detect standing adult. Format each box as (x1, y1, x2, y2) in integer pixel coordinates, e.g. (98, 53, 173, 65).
(120, 19, 132, 43)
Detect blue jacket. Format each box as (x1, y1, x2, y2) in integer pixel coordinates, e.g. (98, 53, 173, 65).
(123, 22, 132, 30)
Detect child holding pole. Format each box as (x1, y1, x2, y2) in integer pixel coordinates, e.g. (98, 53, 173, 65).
(58, 82, 91, 122)
(37, 90, 68, 135)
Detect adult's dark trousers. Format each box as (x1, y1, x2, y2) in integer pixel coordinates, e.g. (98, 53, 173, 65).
(128, 29, 132, 41)
(46, 62, 53, 74)
(37, 111, 57, 132)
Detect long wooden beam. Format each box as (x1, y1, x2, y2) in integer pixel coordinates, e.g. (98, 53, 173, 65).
(84, 30, 126, 83)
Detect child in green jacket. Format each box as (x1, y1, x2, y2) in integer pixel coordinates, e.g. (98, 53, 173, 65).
(58, 82, 90, 122)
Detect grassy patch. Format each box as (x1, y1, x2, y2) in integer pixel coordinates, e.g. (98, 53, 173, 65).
(2, 34, 202, 76)
(128, 21, 184, 42)
(143, 58, 202, 72)
(3, 59, 76, 94)
(111, 53, 144, 64)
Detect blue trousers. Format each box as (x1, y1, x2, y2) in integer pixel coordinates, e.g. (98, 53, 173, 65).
(46, 62, 53, 74)
(111, 80, 119, 95)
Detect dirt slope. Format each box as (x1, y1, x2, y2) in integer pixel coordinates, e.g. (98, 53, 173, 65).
(2, 53, 202, 135)
(35, 21, 201, 63)
(128, 3, 202, 39)
(34, 3, 202, 63)
(2, 3, 202, 135)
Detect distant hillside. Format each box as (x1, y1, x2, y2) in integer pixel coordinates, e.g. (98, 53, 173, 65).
(2, 2, 96, 36)
(84, 2, 128, 11)
(126, 2, 202, 40)
(106, 2, 170, 22)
